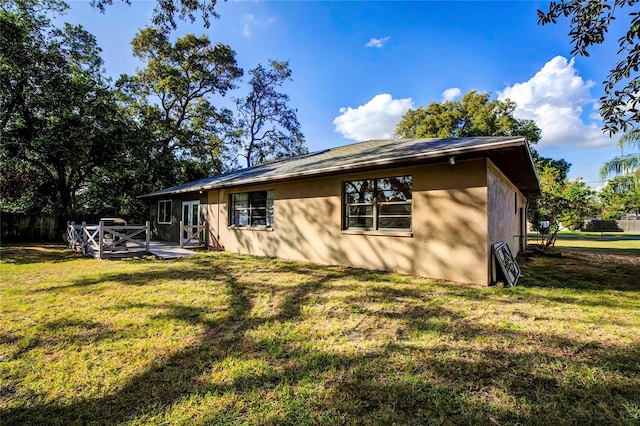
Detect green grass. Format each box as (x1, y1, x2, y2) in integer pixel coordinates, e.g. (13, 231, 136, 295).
(1, 244, 639, 425)
(529, 230, 640, 255)
(556, 230, 640, 238)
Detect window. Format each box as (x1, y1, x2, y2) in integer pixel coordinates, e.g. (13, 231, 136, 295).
(231, 190, 274, 227)
(157, 200, 172, 224)
(344, 175, 412, 230)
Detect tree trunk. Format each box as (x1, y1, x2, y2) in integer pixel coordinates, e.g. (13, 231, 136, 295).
(57, 179, 74, 219)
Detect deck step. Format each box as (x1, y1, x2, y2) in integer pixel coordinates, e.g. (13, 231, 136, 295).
(149, 242, 198, 259)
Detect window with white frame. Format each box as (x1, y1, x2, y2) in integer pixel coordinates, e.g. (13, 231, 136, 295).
(230, 190, 274, 227)
(157, 200, 172, 224)
(344, 176, 412, 230)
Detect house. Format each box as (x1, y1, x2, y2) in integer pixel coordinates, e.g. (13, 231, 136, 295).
(139, 137, 540, 285)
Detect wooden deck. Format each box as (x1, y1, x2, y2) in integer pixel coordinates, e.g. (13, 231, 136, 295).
(67, 221, 150, 259)
(149, 241, 201, 259)
(66, 221, 204, 260)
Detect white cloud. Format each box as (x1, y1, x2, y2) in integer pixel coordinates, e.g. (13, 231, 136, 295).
(366, 36, 391, 48)
(333, 94, 414, 141)
(441, 87, 461, 102)
(498, 56, 609, 147)
(241, 14, 274, 38)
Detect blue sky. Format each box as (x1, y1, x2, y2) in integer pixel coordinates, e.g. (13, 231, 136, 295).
(62, 0, 629, 187)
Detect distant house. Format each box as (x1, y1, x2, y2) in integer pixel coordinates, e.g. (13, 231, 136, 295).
(139, 137, 540, 285)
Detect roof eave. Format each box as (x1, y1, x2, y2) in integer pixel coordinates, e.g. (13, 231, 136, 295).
(199, 137, 527, 191)
(138, 187, 209, 199)
(138, 137, 541, 199)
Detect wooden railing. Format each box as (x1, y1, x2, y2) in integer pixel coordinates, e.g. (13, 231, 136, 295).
(180, 221, 206, 248)
(66, 221, 150, 259)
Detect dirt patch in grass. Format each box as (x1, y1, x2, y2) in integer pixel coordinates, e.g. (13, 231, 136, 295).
(563, 248, 640, 265)
(519, 250, 639, 292)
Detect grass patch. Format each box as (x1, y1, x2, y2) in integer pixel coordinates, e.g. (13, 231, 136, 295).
(528, 231, 640, 257)
(556, 231, 640, 238)
(1, 244, 639, 425)
(553, 236, 640, 253)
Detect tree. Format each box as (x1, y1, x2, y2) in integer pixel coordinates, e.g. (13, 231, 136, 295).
(561, 178, 598, 230)
(600, 128, 640, 183)
(528, 154, 597, 247)
(117, 27, 243, 191)
(0, 0, 132, 219)
(93, 0, 218, 31)
(528, 156, 570, 247)
(527, 155, 595, 247)
(394, 90, 541, 144)
(233, 60, 307, 168)
(598, 175, 640, 219)
(537, 0, 639, 134)
(598, 128, 639, 224)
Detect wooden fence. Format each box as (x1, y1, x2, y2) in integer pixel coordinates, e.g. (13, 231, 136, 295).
(583, 219, 640, 233)
(618, 220, 640, 232)
(66, 220, 150, 259)
(1, 213, 62, 242)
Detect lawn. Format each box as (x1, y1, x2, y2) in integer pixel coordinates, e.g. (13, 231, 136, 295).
(1, 244, 639, 425)
(529, 230, 640, 256)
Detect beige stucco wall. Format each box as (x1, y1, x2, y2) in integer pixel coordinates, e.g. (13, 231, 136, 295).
(206, 159, 490, 285)
(487, 159, 527, 259)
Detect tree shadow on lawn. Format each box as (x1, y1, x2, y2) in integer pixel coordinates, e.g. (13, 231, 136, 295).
(6, 318, 115, 361)
(4, 257, 640, 425)
(31, 263, 230, 293)
(0, 244, 84, 265)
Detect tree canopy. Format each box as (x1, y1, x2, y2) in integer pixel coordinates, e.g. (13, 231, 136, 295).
(1, 1, 307, 223)
(0, 0, 132, 218)
(93, 0, 219, 31)
(233, 61, 307, 168)
(537, 0, 639, 134)
(598, 129, 640, 220)
(117, 26, 243, 190)
(600, 128, 640, 183)
(598, 175, 640, 219)
(528, 154, 597, 246)
(394, 90, 541, 144)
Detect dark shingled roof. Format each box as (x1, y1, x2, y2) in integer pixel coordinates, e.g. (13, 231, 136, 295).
(139, 136, 540, 198)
